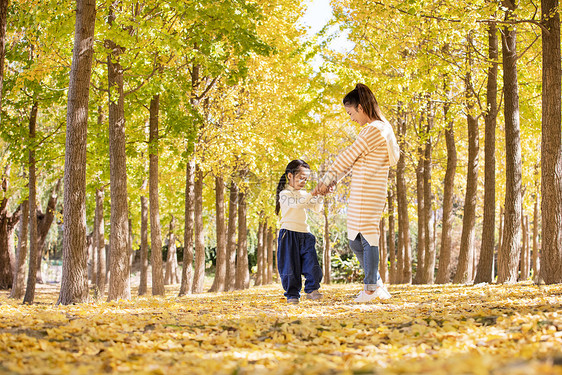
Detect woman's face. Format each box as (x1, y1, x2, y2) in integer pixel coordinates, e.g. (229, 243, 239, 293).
(287, 166, 310, 190)
(345, 104, 370, 125)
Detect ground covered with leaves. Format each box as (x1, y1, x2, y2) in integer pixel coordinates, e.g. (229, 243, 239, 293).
(1, 282, 562, 374)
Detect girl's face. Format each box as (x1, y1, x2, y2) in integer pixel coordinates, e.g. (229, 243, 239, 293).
(345, 104, 370, 125)
(287, 166, 310, 190)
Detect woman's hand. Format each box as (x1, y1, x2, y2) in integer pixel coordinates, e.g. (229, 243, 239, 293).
(312, 181, 336, 196)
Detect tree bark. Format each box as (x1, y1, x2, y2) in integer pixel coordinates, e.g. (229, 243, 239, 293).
(519, 215, 530, 280)
(387, 174, 397, 284)
(396, 107, 411, 283)
(225, 181, 238, 291)
(379, 219, 388, 283)
(323, 196, 331, 284)
(35, 179, 61, 284)
(0, 167, 19, 290)
(532, 186, 540, 282)
(421, 108, 434, 284)
(235, 189, 250, 290)
(164, 215, 179, 284)
(498, 17, 522, 284)
(255, 220, 265, 286)
(95, 188, 106, 297)
(414, 136, 425, 284)
(540, 0, 562, 284)
(266, 226, 274, 284)
(138, 193, 148, 295)
(435, 106, 457, 284)
(106, 25, 130, 301)
(23, 103, 41, 303)
(475, 24, 499, 284)
(192, 165, 205, 293)
(179, 160, 195, 296)
(0, 0, 9, 109)
(210, 176, 226, 292)
(57, 0, 96, 305)
(10, 199, 28, 299)
(454, 49, 479, 284)
(148, 94, 164, 296)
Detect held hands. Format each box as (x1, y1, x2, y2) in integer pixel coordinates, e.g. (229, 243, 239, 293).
(312, 181, 336, 196)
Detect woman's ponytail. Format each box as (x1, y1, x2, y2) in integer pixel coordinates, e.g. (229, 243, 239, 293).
(344, 83, 385, 122)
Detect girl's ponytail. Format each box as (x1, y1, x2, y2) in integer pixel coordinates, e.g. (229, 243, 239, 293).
(275, 173, 287, 215)
(275, 159, 311, 215)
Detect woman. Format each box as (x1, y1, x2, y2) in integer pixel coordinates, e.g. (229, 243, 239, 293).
(313, 83, 399, 302)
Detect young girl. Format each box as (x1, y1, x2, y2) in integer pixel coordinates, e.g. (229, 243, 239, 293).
(275, 159, 324, 304)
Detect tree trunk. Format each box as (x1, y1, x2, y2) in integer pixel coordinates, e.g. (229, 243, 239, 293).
(421, 109, 434, 284)
(540, 0, 562, 284)
(164, 215, 179, 285)
(454, 50, 479, 284)
(148, 94, 164, 296)
(225, 181, 238, 291)
(0, 0, 9, 109)
(475, 23, 499, 284)
(396, 107, 411, 283)
(387, 175, 397, 284)
(379, 219, 388, 283)
(235, 189, 250, 290)
(192, 165, 205, 293)
(414, 137, 425, 284)
(519, 215, 530, 280)
(57, 0, 96, 305)
(0, 169, 19, 290)
(255, 220, 265, 286)
(179, 160, 195, 296)
(138, 193, 148, 295)
(435, 106, 457, 284)
(498, 18, 522, 284)
(10, 199, 28, 299)
(95, 188, 106, 297)
(24, 103, 41, 303)
(323, 197, 331, 284)
(267, 226, 274, 284)
(35, 179, 61, 284)
(532, 187, 540, 283)
(106, 29, 130, 301)
(210, 176, 226, 292)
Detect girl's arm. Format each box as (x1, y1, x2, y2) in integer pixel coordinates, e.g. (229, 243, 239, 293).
(279, 191, 323, 211)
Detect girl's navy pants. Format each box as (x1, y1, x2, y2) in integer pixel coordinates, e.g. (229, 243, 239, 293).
(277, 229, 323, 299)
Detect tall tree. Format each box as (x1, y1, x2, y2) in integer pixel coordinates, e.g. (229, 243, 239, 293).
(9, 198, 27, 299)
(164, 215, 179, 285)
(435, 103, 457, 284)
(24, 103, 40, 303)
(421, 106, 434, 284)
(95, 188, 106, 297)
(224, 180, 238, 291)
(148, 94, 164, 296)
(57, 0, 96, 305)
(475, 23, 499, 284)
(396, 108, 411, 283)
(498, 5, 523, 284)
(0, 166, 19, 290)
(179, 161, 195, 296)
(235, 188, 250, 290)
(0, 0, 8, 109)
(540, 0, 562, 284)
(454, 40, 480, 284)
(210, 176, 226, 292)
(138, 191, 148, 295)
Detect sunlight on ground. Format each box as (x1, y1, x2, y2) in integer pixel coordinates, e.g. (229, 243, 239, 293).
(1, 282, 562, 374)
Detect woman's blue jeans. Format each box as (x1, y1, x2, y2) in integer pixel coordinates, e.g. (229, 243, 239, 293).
(349, 233, 381, 291)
